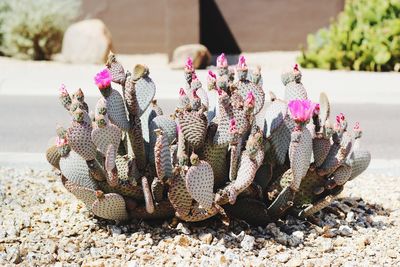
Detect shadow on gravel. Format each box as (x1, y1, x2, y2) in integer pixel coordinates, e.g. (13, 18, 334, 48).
(94, 196, 392, 248)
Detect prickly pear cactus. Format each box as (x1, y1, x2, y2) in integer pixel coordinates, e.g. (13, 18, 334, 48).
(47, 55, 370, 225)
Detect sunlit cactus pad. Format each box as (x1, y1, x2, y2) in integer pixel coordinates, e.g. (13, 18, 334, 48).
(47, 52, 371, 226)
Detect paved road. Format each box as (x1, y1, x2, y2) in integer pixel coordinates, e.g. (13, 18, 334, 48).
(0, 96, 398, 159)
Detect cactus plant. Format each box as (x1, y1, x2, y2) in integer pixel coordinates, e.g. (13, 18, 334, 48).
(47, 54, 370, 225)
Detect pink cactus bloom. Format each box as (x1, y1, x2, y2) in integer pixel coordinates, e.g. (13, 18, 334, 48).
(179, 88, 186, 96)
(56, 136, 68, 147)
(229, 118, 237, 134)
(59, 84, 68, 96)
(184, 57, 194, 72)
(313, 103, 320, 115)
(354, 122, 361, 131)
(288, 99, 317, 124)
(217, 53, 228, 68)
(237, 55, 247, 70)
(245, 91, 255, 107)
(94, 69, 112, 90)
(336, 113, 345, 124)
(207, 70, 216, 81)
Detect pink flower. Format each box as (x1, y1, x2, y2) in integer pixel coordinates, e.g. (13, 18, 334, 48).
(217, 88, 223, 96)
(245, 91, 255, 107)
(288, 99, 317, 123)
(229, 118, 237, 134)
(313, 103, 320, 115)
(56, 136, 68, 147)
(94, 69, 112, 90)
(217, 53, 228, 68)
(336, 113, 345, 124)
(293, 64, 299, 72)
(59, 84, 68, 95)
(208, 70, 216, 81)
(184, 57, 194, 72)
(237, 55, 247, 69)
(179, 88, 186, 96)
(354, 122, 361, 131)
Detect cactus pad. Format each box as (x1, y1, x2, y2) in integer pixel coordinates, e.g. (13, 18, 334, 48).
(186, 160, 214, 209)
(92, 193, 129, 221)
(59, 151, 98, 190)
(178, 111, 207, 149)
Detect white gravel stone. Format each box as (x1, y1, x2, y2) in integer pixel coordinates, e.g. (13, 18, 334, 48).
(240, 235, 255, 251)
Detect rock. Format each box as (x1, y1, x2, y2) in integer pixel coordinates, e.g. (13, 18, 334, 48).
(199, 233, 213, 244)
(169, 44, 211, 70)
(60, 19, 112, 64)
(82, 259, 105, 267)
(287, 256, 303, 267)
(346, 211, 355, 222)
(240, 235, 255, 251)
(318, 238, 333, 252)
(176, 223, 191, 235)
(387, 249, 398, 258)
(288, 231, 304, 246)
(339, 225, 353, 236)
(126, 261, 139, 267)
(276, 252, 290, 263)
(177, 235, 190, 247)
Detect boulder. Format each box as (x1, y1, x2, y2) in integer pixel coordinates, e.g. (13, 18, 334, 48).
(170, 44, 211, 69)
(60, 19, 112, 64)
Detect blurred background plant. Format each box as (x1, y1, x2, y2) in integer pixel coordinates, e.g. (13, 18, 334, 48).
(299, 0, 400, 71)
(0, 0, 81, 60)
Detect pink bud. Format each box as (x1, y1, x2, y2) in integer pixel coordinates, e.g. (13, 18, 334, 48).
(354, 122, 361, 131)
(336, 113, 345, 123)
(217, 88, 223, 96)
(237, 55, 247, 69)
(192, 89, 199, 99)
(229, 118, 237, 133)
(245, 91, 255, 107)
(217, 53, 228, 68)
(191, 72, 198, 81)
(94, 69, 112, 90)
(294, 64, 299, 72)
(179, 88, 186, 96)
(185, 57, 194, 72)
(59, 84, 68, 95)
(208, 70, 216, 80)
(313, 103, 320, 115)
(56, 136, 68, 147)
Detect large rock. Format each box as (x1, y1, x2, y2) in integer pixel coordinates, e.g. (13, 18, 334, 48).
(61, 19, 112, 64)
(170, 44, 211, 69)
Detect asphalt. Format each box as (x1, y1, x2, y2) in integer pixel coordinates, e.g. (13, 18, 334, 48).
(0, 95, 398, 160)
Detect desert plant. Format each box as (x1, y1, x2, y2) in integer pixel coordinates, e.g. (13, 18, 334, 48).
(0, 0, 80, 60)
(299, 0, 400, 71)
(46, 53, 371, 225)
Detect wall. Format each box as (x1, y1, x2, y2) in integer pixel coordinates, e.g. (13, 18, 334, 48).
(81, 0, 344, 56)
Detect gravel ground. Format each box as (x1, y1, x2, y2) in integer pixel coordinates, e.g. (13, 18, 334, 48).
(0, 167, 399, 267)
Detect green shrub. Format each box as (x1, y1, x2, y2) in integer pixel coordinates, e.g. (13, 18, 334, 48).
(299, 0, 400, 71)
(0, 0, 81, 60)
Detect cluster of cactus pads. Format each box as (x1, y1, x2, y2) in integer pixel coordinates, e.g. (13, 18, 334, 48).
(46, 53, 371, 226)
